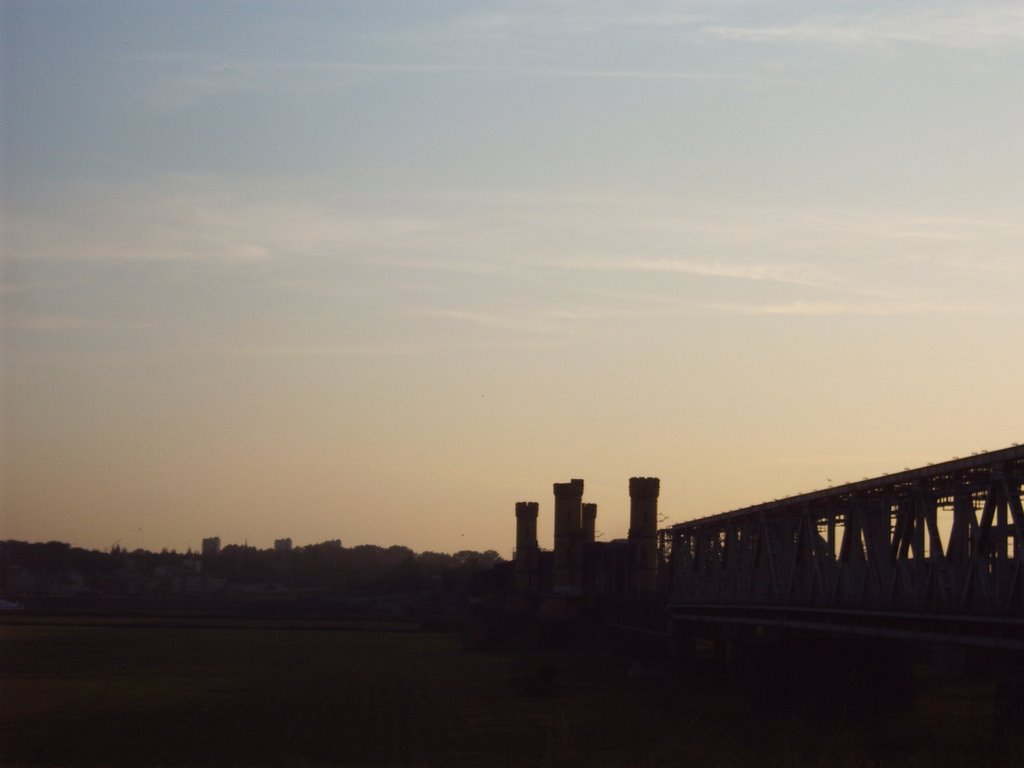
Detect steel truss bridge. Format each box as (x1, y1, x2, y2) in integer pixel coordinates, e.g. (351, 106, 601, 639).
(661, 445, 1024, 650)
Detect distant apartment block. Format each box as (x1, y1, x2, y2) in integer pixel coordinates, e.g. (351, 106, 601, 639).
(201, 537, 221, 557)
(274, 538, 293, 552)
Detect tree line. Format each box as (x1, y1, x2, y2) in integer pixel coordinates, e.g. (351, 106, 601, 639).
(0, 539, 505, 596)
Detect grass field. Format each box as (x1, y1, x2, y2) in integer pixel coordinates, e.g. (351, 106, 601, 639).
(0, 621, 1013, 767)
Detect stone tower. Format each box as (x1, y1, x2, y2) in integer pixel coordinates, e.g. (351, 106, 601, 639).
(553, 479, 584, 594)
(581, 503, 597, 544)
(628, 477, 660, 595)
(513, 501, 540, 594)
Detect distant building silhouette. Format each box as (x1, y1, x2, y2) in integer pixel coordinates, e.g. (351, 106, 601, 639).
(201, 537, 221, 558)
(274, 538, 293, 552)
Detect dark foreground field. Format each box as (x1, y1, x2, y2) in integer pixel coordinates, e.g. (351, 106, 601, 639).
(0, 620, 1013, 767)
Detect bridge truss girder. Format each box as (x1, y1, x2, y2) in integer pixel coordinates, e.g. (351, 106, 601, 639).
(664, 447, 1024, 617)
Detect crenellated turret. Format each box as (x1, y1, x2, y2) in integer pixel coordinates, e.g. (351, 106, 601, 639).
(628, 477, 660, 595)
(553, 479, 584, 594)
(513, 501, 540, 593)
(582, 503, 597, 544)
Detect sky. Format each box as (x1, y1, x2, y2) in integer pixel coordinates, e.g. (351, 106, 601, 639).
(1, 1, 1022, 556)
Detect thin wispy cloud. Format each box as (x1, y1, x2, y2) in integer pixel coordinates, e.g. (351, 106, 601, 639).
(0, 281, 30, 298)
(554, 257, 827, 287)
(229, 343, 428, 358)
(706, 5, 1024, 50)
(229, 336, 564, 359)
(11, 178, 1020, 330)
(123, 53, 751, 107)
(126, 55, 469, 107)
(4, 180, 453, 267)
(113, 3, 761, 106)
(1, 312, 108, 332)
(425, 306, 636, 334)
(528, 67, 751, 81)
(706, 300, 1024, 318)
(447, 5, 710, 41)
